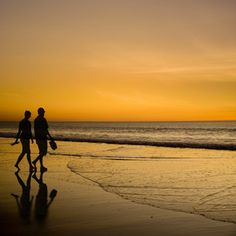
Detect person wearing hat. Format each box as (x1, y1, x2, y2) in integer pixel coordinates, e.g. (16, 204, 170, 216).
(32, 107, 53, 172)
(12, 110, 34, 171)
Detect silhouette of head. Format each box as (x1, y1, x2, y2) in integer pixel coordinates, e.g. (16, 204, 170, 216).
(24, 110, 31, 119)
(38, 107, 45, 117)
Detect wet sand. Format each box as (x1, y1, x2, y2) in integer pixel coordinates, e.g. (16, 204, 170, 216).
(0, 138, 236, 236)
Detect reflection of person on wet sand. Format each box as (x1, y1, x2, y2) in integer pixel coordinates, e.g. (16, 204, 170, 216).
(33, 172, 57, 223)
(11, 171, 34, 222)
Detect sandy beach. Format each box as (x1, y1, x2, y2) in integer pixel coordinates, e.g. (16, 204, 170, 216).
(1, 0, 236, 235)
(0, 137, 236, 236)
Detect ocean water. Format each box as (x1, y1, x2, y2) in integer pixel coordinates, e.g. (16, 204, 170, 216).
(0, 121, 236, 150)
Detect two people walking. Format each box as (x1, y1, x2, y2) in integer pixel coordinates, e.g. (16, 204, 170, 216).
(13, 107, 55, 172)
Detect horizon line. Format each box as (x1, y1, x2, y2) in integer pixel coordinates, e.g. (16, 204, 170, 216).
(0, 119, 236, 123)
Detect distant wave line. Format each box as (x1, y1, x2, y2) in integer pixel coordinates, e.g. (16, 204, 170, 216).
(1, 132, 236, 151)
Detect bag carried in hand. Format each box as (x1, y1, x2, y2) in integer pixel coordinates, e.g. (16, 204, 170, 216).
(49, 140, 57, 150)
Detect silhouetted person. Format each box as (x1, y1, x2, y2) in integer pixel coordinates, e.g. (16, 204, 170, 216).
(11, 171, 34, 222)
(33, 107, 53, 172)
(33, 172, 57, 223)
(12, 110, 34, 171)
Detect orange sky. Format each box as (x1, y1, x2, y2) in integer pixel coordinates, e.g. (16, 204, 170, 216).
(0, 0, 236, 121)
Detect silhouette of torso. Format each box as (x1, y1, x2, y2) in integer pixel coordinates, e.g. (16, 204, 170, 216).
(34, 116, 48, 140)
(19, 119, 32, 139)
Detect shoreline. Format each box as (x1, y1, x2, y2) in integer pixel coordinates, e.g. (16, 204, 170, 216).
(1, 138, 236, 235)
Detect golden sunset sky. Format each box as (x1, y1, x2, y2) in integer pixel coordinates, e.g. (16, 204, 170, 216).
(1, 0, 236, 121)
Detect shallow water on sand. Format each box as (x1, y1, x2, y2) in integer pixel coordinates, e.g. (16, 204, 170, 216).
(2, 138, 236, 224)
(64, 142, 236, 224)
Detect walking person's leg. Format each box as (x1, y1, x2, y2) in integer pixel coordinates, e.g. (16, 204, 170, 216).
(15, 152, 25, 169)
(26, 152, 34, 171)
(33, 153, 43, 170)
(15, 139, 26, 169)
(24, 139, 34, 171)
(33, 140, 48, 172)
(33, 140, 43, 170)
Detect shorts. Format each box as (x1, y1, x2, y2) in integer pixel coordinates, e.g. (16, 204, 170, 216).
(20, 139, 30, 153)
(36, 139, 48, 156)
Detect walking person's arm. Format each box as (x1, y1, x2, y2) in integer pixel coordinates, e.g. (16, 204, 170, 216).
(45, 119, 53, 140)
(47, 129, 53, 140)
